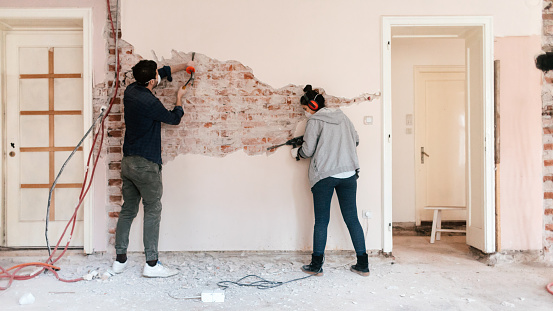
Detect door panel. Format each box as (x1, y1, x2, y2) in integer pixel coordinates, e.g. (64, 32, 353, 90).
(415, 68, 466, 225)
(6, 32, 84, 247)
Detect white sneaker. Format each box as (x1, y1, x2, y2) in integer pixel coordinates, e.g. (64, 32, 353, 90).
(112, 260, 128, 274)
(143, 261, 179, 278)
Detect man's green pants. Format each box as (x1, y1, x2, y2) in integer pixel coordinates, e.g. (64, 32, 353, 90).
(115, 155, 163, 261)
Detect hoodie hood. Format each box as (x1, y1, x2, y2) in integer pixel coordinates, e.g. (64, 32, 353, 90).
(309, 108, 345, 125)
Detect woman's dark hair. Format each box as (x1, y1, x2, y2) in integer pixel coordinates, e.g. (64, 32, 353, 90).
(132, 60, 157, 85)
(301, 84, 325, 110)
(536, 52, 553, 72)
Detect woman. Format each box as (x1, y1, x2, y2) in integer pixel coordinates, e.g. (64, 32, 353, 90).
(292, 85, 369, 277)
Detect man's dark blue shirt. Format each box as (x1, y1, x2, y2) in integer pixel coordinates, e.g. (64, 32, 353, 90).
(123, 81, 184, 165)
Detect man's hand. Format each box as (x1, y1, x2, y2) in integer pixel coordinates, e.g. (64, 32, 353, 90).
(176, 86, 188, 106)
(170, 60, 196, 74)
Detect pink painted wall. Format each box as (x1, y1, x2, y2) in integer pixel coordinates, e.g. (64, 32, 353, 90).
(0, 0, 108, 84)
(495, 36, 543, 251)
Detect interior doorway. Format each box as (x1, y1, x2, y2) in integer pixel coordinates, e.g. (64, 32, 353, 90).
(382, 17, 495, 254)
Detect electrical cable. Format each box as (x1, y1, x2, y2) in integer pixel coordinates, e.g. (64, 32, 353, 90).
(547, 282, 553, 295)
(216, 212, 369, 291)
(45, 107, 107, 259)
(44, 0, 120, 267)
(217, 272, 321, 290)
(0, 0, 121, 291)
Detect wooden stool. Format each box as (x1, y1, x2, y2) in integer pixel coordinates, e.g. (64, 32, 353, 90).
(424, 206, 466, 243)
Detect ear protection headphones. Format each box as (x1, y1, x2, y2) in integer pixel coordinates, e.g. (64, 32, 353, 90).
(303, 93, 321, 111)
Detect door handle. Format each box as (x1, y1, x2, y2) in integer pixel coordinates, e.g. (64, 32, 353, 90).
(421, 147, 430, 164)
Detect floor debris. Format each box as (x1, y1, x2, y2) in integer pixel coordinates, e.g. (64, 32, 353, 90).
(1, 236, 553, 310)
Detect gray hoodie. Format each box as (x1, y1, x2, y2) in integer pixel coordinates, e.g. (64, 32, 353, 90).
(299, 108, 360, 188)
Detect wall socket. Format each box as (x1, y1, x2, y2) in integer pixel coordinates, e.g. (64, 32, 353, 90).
(362, 210, 372, 219)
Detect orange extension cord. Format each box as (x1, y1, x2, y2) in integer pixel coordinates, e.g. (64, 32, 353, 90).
(0, 0, 120, 291)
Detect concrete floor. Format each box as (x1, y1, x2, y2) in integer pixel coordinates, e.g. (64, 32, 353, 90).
(1, 235, 552, 310)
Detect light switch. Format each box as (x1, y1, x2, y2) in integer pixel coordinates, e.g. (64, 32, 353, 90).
(364, 116, 373, 125)
(406, 114, 413, 126)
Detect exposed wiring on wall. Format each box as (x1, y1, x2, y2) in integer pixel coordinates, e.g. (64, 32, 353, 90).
(547, 282, 553, 295)
(0, 0, 121, 291)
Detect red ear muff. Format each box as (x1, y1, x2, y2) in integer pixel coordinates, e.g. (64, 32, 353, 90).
(303, 93, 319, 111)
(308, 100, 318, 111)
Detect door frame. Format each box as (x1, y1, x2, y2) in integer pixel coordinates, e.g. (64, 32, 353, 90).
(381, 16, 495, 254)
(0, 8, 93, 253)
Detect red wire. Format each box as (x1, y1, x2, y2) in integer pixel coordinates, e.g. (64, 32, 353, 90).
(0, 0, 120, 290)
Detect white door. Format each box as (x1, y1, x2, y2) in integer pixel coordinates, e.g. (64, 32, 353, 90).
(5, 32, 85, 247)
(464, 29, 496, 253)
(415, 67, 467, 225)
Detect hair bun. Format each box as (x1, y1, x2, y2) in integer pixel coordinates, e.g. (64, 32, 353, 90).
(303, 85, 312, 92)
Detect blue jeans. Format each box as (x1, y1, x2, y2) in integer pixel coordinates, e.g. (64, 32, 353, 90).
(311, 175, 366, 256)
(115, 156, 163, 261)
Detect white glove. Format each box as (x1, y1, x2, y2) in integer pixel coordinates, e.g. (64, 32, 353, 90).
(290, 147, 299, 159)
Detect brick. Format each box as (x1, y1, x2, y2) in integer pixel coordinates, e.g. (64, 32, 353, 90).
(546, 224, 553, 231)
(108, 114, 122, 122)
(220, 145, 236, 153)
(109, 147, 122, 153)
(108, 211, 120, 218)
(108, 130, 123, 137)
(545, 144, 553, 150)
(242, 137, 266, 145)
(242, 121, 266, 129)
(108, 179, 122, 187)
(243, 145, 263, 154)
(109, 196, 122, 203)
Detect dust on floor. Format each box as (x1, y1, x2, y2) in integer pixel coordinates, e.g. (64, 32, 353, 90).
(1, 236, 552, 311)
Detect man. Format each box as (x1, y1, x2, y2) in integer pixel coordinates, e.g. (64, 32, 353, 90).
(111, 59, 194, 278)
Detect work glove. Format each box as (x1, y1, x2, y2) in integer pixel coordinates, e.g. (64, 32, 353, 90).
(291, 147, 299, 160)
(291, 147, 303, 161)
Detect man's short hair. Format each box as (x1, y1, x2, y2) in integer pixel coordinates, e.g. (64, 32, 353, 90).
(132, 60, 157, 85)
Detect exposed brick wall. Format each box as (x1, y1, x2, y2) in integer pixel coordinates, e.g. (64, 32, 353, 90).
(543, 1, 553, 261)
(95, 4, 372, 248)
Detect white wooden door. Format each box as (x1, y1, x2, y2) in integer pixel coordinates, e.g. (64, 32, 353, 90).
(415, 67, 466, 225)
(6, 32, 85, 247)
(464, 29, 496, 253)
